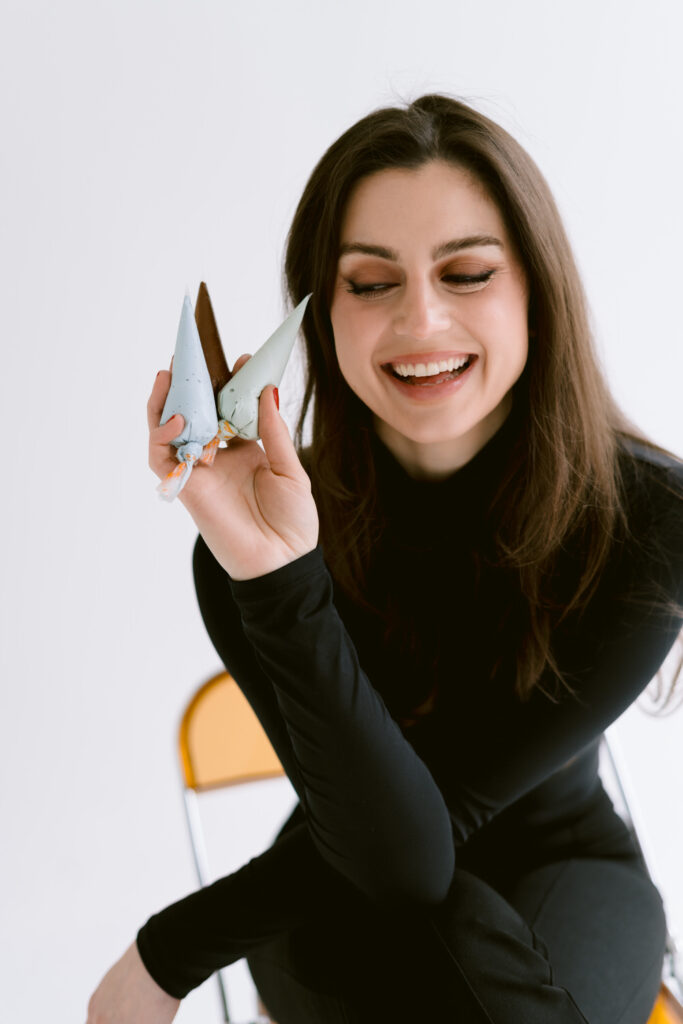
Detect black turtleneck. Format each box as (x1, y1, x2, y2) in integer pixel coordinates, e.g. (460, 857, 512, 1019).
(136, 421, 682, 999)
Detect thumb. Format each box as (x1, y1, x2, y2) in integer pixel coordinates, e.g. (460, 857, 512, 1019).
(258, 386, 301, 478)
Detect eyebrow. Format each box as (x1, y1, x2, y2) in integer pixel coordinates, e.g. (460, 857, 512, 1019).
(338, 234, 504, 261)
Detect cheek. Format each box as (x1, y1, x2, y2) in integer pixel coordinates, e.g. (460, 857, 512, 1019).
(487, 326, 528, 380)
(331, 302, 381, 369)
(330, 316, 351, 374)
(498, 327, 529, 392)
(330, 308, 365, 391)
(478, 287, 529, 364)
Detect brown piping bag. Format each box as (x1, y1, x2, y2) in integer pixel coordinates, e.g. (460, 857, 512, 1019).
(195, 282, 231, 395)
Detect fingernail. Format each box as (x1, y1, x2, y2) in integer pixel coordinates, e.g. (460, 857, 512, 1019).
(273, 387, 279, 410)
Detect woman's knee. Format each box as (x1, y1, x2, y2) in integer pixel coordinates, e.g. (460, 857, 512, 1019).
(426, 867, 538, 949)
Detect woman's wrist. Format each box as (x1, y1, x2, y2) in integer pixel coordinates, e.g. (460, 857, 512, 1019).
(228, 544, 326, 594)
(135, 924, 196, 1001)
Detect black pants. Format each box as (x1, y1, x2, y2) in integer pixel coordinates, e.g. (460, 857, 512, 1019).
(246, 848, 666, 1024)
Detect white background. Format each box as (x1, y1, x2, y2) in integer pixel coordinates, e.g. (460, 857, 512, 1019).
(1, 1, 681, 1021)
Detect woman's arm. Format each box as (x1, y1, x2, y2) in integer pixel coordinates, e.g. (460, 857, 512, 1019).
(149, 363, 454, 902)
(194, 534, 455, 907)
(86, 943, 180, 1024)
(429, 452, 683, 848)
(129, 531, 455, 1002)
(90, 821, 359, 1011)
(136, 821, 359, 998)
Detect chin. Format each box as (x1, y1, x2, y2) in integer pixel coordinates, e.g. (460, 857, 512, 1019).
(383, 418, 479, 448)
(382, 396, 511, 447)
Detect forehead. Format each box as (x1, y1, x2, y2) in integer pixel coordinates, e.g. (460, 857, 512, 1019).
(339, 161, 508, 250)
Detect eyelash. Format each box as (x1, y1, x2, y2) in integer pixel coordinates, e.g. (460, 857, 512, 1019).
(344, 269, 496, 298)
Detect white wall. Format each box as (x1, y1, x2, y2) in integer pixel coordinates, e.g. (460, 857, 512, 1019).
(1, 1, 681, 1020)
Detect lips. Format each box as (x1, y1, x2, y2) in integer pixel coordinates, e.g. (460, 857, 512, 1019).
(380, 353, 478, 400)
(386, 356, 474, 383)
(381, 354, 477, 382)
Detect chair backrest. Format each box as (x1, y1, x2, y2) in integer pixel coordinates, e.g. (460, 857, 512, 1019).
(178, 671, 286, 1023)
(179, 671, 284, 791)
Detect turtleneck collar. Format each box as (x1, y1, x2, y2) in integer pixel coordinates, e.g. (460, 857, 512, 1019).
(369, 400, 521, 520)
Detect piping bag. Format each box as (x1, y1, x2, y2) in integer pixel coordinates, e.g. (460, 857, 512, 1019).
(216, 292, 311, 440)
(157, 287, 312, 500)
(195, 281, 230, 395)
(157, 292, 219, 500)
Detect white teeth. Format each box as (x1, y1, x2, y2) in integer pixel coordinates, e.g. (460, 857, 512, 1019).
(391, 356, 470, 378)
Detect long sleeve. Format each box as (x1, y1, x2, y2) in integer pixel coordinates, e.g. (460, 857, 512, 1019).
(135, 537, 455, 999)
(226, 544, 456, 905)
(426, 445, 683, 846)
(136, 821, 361, 999)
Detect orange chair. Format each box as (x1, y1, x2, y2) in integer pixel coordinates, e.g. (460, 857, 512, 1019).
(178, 671, 683, 1023)
(649, 988, 683, 1024)
(179, 670, 285, 1023)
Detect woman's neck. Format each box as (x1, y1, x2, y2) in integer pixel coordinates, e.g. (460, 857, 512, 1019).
(373, 391, 514, 481)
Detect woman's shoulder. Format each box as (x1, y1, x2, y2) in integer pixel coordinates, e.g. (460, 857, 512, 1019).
(616, 435, 683, 528)
(618, 434, 683, 482)
(613, 434, 683, 599)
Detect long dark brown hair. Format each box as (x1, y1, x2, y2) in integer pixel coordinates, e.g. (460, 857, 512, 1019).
(283, 94, 682, 716)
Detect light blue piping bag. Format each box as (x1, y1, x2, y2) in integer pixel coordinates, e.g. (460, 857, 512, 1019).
(157, 293, 218, 501)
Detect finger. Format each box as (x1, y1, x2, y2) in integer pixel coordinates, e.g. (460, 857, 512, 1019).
(151, 413, 185, 446)
(148, 413, 185, 479)
(258, 386, 301, 478)
(231, 352, 251, 375)
(147, 369, 172, 431)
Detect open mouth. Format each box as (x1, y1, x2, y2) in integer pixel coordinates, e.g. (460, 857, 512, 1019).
(382, 354, 476, 385)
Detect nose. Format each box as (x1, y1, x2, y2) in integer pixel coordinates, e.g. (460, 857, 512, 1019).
(392, 278, 451, 340)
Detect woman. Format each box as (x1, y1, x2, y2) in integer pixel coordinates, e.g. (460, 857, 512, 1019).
(88, 95, 683, 1023)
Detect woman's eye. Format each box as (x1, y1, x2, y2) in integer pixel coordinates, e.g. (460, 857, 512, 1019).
(443, 269, 496, 291)
(343, 268, 496, 299)
(344, 280, 398, 298)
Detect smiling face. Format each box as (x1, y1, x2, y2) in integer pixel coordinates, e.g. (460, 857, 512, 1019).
(330, 160, 530, 479)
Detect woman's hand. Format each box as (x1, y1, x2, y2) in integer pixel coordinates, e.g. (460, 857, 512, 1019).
(148, 356, 320, 580)
(86, 942, 180, 1024)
